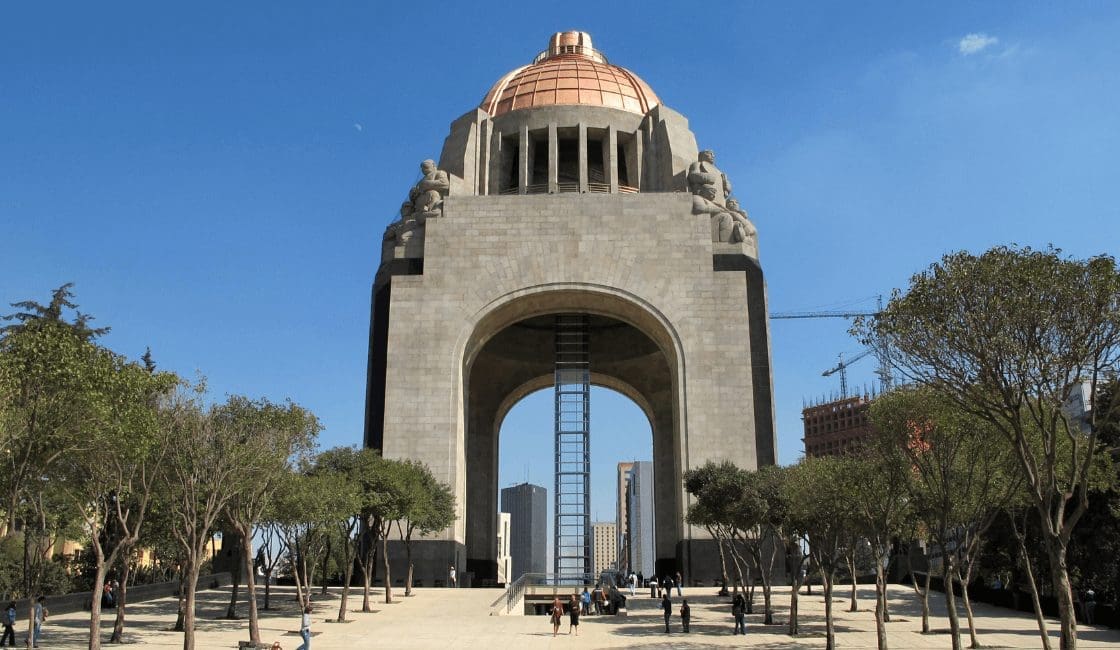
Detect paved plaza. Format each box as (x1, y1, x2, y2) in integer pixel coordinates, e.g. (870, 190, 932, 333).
(31, 583, 1120, 649)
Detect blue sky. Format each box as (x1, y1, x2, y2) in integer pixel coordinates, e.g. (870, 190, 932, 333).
(3, 3, 1119, 534)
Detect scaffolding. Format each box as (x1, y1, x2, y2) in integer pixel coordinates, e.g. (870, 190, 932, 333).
(553, 314, 591, 583)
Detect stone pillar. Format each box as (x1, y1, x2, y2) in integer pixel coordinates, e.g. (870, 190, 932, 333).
(547, 122, 558, 194)
(607, 125, 618, 193)
(518, 124, 529, 195)
(578, 123, 588, 193)
(633, 133, 643, 191)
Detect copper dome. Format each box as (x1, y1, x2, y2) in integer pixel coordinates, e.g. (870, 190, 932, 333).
(481, 31, 660, 117)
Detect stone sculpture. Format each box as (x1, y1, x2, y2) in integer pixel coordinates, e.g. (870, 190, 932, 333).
(409, 159, 450, 219)
(687, 150, 732, 206)
(384, 160, 450, 253)
(688, 150, 753, 244)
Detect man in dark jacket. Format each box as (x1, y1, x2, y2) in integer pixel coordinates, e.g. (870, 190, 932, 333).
(732, 592, 746, 635)
(661, 593, 673, 633)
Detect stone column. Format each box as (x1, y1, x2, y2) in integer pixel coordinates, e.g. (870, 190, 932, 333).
(578, 123, 588, 193)
(518, 124, 529, 195)
(547, 122, 558, 194)
(607, 125, 618, 193)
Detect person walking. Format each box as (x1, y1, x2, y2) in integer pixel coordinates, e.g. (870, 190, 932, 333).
(1, 601, 14, 647)
(448, 565, 457, 588)
(732, 592, 746, 635)
(661, 593, 672, 633)
(628, 572, 636, 596)
(675, 571, 683, 597)
(680, 599, 691, 633)
(649, 575, 658, 598)
(580, 587, 591, 615)
(568, 594, 581, 635)
(550, 597, 563, 637)
(295, 604, 313, 650)
(662, 574, 674, 599)
(31, 597, 46, 648)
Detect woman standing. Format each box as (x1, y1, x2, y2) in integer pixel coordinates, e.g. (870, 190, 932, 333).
(568, 594, 581, 636)
(550, 597, 563, 637)
(295, 604, 313, 650)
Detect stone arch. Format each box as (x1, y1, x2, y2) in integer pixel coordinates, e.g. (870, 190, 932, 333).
(457, 283, 688, 582)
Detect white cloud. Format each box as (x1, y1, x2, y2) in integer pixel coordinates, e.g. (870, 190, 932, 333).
(353, 123, 364, 132)
(958, 33, 998, 55)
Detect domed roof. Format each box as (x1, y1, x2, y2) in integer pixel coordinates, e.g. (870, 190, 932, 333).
(481, 31, 660, 118)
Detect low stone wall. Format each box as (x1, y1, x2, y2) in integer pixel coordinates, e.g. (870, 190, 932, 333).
(43, 572, 231, 616)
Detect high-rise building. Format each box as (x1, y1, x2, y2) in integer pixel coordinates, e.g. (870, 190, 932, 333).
(591, 522, 617, 577)
(496, 512, 512, 585)
(802, 395, 876, 457)
(616, 461, 633, 572)
(500, 482, 547, 579)
(626, 462, 655, 577)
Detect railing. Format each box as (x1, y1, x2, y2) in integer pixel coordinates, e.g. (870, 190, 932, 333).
(497, 183, 639, 195)
(491, 572, 596, 616)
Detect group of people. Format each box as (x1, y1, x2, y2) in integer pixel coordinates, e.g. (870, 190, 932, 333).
(1, 597, 47, 648)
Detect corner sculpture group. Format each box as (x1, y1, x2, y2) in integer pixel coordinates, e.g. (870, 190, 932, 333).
(383, 150, 757, 246)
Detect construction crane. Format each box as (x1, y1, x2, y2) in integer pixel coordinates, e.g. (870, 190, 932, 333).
(770, 296, 895, 393)
(822, 349, 874, 398)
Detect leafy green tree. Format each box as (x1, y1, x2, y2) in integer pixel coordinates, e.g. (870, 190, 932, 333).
(218, 397, 319, 644)
(311, 446, 372, 621)
(786, 456, 857, 650)
(858, 246, 1120, 650)
(272, 470, 348, 610)
(872, 386, 1023, 650)
(394, 460, 454, 597)
(844, 445, 912, 650)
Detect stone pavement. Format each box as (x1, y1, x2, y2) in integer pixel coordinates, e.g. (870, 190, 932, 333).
(33, 583, 1120, 648)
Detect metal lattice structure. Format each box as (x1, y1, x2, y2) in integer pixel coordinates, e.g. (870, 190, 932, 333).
(553, 314, 591, 582)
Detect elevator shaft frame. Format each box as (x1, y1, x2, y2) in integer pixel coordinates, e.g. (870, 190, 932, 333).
(553, 314, 591, 583)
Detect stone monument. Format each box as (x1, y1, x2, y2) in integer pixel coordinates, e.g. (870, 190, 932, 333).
(365, 30, 775, 585)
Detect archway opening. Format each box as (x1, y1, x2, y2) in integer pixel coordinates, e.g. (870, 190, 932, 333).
(463, 305, 683, 584)
(497, 385, 653, 582)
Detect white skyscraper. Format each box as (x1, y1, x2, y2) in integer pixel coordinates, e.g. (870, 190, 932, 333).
(627, 461, 655, 578)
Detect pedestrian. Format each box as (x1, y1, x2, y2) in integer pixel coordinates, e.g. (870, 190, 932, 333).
(1084, 589, 1097, 625)
(31, 597, 46, 648)
(662, 575, 674, 599)
(294, 604, 313, 650)
(680, 599, 691, 633)
(661, 592, 672, 633)
(592, 585, 603, 615)
(550, 597, 563, 637)
(676, 571, 683, 596)
(649, 575, 658, 598)
(581, 587, 591, 615)
(448, 564, 457, 588)
(732, 592, 746, 635)
(628, 572, 637, 596)
(568, 594, 581, 635)
(1, 601, 14, 647)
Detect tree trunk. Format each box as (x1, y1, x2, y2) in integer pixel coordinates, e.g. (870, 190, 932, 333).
(874, 560, 888, 650)
(381, 534, 393, 604)
(957, 566, 980, 649)
(241, 531, 261, 644)
(181, 562, 202, 650)
(1045, 538, 1077, 650)
(943, 552, 963, 650)
(788, 552, 802, 637)
(849, 554, 859, 612)
(109, 555, 132, 643)
(361, 565, 373, 612)
(263, 569, 273, 610)
(907, 549, 931, 633)
(319, 537, 331, 596)
(173, 565, 186, 632)
(404, 534, 413, 597)
(222, 540, 240, 623)
(88, 545, 110, 650)
(823, 572, 836, 650)
(711, 528, 729, 590)
(1013, 520, 1052, 650)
